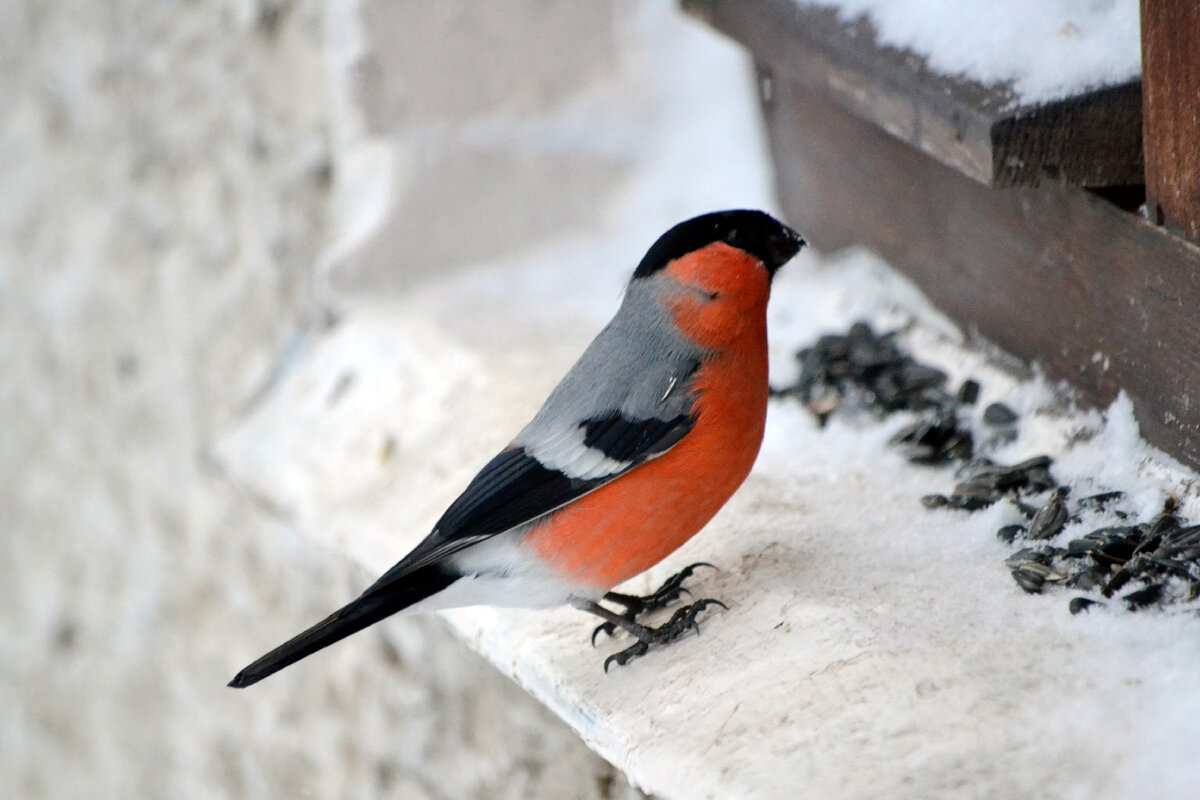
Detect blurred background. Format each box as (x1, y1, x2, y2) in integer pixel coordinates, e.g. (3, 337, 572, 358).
(0, 1, 770, 798)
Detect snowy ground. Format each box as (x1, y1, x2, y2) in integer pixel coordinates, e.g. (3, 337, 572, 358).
(216, 240, 1200, 799)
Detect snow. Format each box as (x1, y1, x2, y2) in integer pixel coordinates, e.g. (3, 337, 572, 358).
(813, 0, 1142, 104)
(210, 2, 1200, 798)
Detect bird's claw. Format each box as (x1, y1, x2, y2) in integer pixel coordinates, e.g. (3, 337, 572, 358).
(662, 598, 727, 639)
(600, 597, 726, 672)
(603, 562, 717, 618)
(643, 562, 715, 611)
(592, 562, 718, 645)
(603, 641, 650, 673)
(591, 621, 617, 647)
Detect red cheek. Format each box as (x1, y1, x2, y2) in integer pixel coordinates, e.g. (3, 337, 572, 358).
(666, 294, 740, 348)
(659, 242, 771, 348)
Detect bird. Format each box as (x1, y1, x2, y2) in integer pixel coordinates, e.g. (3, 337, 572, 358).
(228, 209, 804, 687)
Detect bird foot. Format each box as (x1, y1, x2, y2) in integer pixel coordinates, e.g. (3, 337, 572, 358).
(602, 599, 727, 672)
(591, 562, 716, 645)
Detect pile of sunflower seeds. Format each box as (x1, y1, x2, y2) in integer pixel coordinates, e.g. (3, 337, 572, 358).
(1001, 492, 1200, 613)
(773, 321, 1019, 464)
(777, 321, 1200, 615)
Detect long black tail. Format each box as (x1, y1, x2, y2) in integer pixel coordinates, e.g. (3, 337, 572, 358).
(228, 565, 456, 688)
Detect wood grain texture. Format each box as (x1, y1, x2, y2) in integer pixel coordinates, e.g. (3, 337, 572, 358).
(685, 0, 1143, 188)
(1142, 0, 1200, 241)
(762, 76, 1200, 469)
(993, 83, 1144, 187)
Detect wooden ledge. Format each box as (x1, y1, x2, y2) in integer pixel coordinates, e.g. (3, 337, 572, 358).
(684, 0, 1143, 188)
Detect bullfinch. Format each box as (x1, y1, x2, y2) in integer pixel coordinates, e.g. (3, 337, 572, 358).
(229, 209, 804, 686)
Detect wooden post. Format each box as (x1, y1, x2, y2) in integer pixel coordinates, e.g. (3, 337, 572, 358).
(1142, 0, 1200, 242)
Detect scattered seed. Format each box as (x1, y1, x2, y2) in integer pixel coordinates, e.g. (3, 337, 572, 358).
(1069, 597, 1101, 614)
(1012, 566, 1047, 594)
(1027, 487, 1070, 540)
(1005, 547, 1059, 568)
(996, 524, 1025, 544)
(956, 379, 980, 406)
(1065, 567, 1109, 592)
(782, 323, 1198, 618)
(983, 402, 1018, 426)
(1123, 583, 1165, 610)
(1077, 491, 1125, 511)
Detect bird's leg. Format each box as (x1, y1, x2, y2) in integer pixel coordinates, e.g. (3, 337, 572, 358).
(590, 562, 717, 644)
(572, 594, 727, 672)
(607, 562, 716, 616)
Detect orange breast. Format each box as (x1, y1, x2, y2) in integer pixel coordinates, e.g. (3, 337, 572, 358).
(523, 274, 770, 590)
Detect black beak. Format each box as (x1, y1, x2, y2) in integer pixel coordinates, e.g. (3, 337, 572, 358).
(765, 223, 805, 277)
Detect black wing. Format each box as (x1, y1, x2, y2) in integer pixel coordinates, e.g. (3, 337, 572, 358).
(362, 411, 695, 595)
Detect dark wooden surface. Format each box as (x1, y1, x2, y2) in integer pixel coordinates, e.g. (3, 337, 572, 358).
(1142, 0, 1200, 242)
(685, 0, 1143, 188)
(761, 76, 1200, 469)
(993, 84, 1143, 187)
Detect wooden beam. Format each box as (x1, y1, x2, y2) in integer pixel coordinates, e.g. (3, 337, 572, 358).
(761, 76, 1200, 469)
(685, 0, 1143, 188)
(1142, 0, 1200, 241)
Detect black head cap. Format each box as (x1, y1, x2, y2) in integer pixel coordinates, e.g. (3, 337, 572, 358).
(632, 209, 805, 280)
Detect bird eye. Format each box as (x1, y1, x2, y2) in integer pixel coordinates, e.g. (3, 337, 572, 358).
(707, 291, 721, 301)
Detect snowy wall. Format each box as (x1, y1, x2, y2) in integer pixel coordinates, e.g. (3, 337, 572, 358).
(0, 1, 690, 797)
